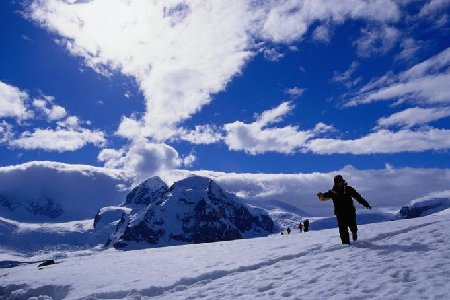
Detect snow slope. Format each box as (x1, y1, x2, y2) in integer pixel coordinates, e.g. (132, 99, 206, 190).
(0, 217, 108, 253)
(1, 211, 449, 299)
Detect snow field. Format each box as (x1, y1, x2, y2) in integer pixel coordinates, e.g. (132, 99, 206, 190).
(1, 212, 450, 299)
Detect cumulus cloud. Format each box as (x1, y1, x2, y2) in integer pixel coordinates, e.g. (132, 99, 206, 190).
(98, 139, 182, 183)
(27, 0, 257, 142)
(376, 107, 450, 128)
(116, 116, 143, 140)
(25, 0, 421, 167)
(307, 128, 450, 154)
(0, 79, 104, 152)
(10, 127, 106, 152)
(0, 80, 106, 152)
(0, 81, 33, 120)
(182, 151, 196, 167)
(177, 125, 223, 145)
(32, 95, 67, 121)
(27, 0, 401, 145)
(224, 102, 334, 154)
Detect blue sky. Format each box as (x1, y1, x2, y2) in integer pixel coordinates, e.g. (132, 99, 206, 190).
(1, 0, 450, 180)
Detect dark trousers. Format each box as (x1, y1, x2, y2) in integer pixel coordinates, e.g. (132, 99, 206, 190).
(336, 212, 357, 244)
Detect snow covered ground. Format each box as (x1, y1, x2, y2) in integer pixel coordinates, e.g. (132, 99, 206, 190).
(1, 210, 449, 299)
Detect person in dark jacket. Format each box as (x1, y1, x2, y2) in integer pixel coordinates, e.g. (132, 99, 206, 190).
(298, 222, 303, 233)
(303, 219, 310, 232)
(317, 175, 371, 244)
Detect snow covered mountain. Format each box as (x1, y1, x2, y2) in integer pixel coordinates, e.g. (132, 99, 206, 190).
(0, 162, 131, 222)
(122, 176, 169, 211)
(399, 190, 450, 218)
(104, 176, 275, 249)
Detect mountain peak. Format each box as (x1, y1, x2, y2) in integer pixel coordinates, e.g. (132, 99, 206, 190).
(111, 175, 274, 249)
(124, 176, 169, 208)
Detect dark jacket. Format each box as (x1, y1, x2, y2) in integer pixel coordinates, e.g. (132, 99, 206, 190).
(320, 184, 370, 215)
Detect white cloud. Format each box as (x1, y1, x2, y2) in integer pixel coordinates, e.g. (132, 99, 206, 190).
(347, 46, 450, 107)
(98, 140, 182, 183)
(332, 61, 361, 88)
(27, 0, 402, 145)
(419, 0, 450, 17)
(0, 121, 14, 143)
(10, 127, 106, 152)
(435, 14, 448, 27)
(261, 47, 284, 62)
(116, 116, 143, 140)
(284, 87, 306, 98)
(2, 161, 450, 218)
(174, 165, 450, 216)
(354, 25, 400, 57)
(377, 107, 450, 128)
(182, 152, 196, 167)
(0, 81, 104, 152)
(260, 0, 400, 43)
(177, 125, 223, 145)
(307, 128, 450, 154)
(0, 161, 131, 221)
(28, 0, 256, 142)
(396, 38, 422, 62)
(312, 25, 331, 43)
(57, 116, 81, 129)
(363, 74, 450, 105)
(224, 102, 333, 154)
(399, 46, 450, 81)
(32, 95, 67, 121)
(0, 81, 33, 120)
(25, 0, 410, 172)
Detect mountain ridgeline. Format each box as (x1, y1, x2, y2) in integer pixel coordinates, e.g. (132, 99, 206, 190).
(95, 176, 275, 250)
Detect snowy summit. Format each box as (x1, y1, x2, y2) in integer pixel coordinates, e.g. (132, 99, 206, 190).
(107, 176, 275, 249)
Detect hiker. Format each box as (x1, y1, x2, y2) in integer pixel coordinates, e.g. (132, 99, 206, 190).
(298, 222, 303, 233)
(317, 175, 371, 244)
(303, 219, 310, 232)
(287, 226, 292, 234)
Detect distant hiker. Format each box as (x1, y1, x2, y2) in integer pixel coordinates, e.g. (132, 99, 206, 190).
(303, 219, 310, 232)
(298, 222, 303, 233)
(317, 175, 371, 244)
(287, 226, 291, 234)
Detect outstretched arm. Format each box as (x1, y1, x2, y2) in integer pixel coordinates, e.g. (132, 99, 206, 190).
(349, 187, 371, 209)
(317, 191, 334, 201)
